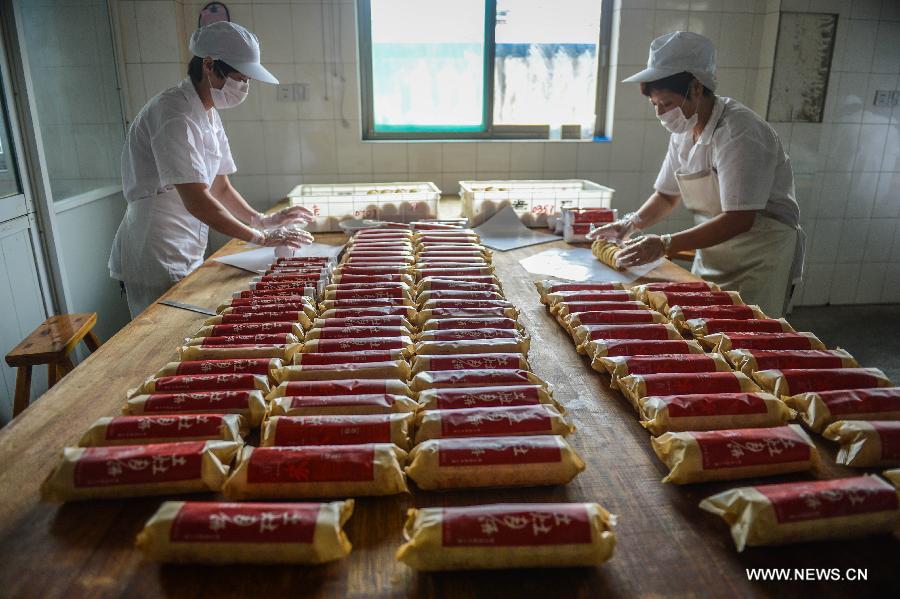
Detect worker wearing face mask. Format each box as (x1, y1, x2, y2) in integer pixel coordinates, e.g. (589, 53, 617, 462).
(589, 31, 804, 317)
(110, 21, 314, 318)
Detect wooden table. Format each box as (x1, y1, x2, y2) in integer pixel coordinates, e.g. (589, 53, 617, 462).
(0, 233, 895, 599)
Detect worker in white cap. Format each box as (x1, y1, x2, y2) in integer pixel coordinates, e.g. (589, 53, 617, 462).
(110, 21, 314, 318)
(590, 31, 804, 317)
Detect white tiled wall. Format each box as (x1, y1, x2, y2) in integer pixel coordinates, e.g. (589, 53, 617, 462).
(118, 0, 900, 305)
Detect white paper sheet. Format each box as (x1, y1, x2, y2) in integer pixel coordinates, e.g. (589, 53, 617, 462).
(474, 206, 562, 251)
(518, 247, 664, 283)
(213, 243, 344, 274)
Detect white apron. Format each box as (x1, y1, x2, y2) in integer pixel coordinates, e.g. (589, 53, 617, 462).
(675, 155, 805, 318)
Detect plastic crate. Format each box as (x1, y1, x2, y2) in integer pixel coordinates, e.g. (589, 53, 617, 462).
(459, 179, 614, 228)
(287, 182, 441, 232)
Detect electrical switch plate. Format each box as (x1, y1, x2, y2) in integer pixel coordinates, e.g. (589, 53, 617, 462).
(276, 85, 293, 102)
(293, 83, 308, 102)
(873, 90, 892, 107)
(890, 90, 900, 107)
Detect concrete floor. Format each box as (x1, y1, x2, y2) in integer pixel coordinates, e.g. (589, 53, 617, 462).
(788, 304, 900, 382)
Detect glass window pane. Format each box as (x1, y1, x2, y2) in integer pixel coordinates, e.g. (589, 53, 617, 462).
(0, 77, 22, 200)
(494, 0, 602, 136)
(370, 0, 486, 132)
(19, 2, 124, 201)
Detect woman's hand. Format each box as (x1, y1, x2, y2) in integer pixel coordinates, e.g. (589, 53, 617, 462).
(586, 212, 643, 242)
(615, 234, 670, 269)
(253, 205, 314, 229)
(250, 225, 314, 248)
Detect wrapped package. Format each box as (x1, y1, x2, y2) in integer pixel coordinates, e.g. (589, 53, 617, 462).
(884, 469, 900, 487)
(293, 350, 406, 365)
(123, 391, 267, 427)
(554, 301, 647, 319)
(823, 421, 900, 468)
(699, 475, 900, 551)
(574, 323, 682, 354)
(784, 387, 900, 433)
(129, 373, 270, 398)
(725, 349, 858, 376)
(638, 392, 794, 436)
(267, 379, 414, 400)
(619, 372, 760, 409)
(270, 393, 419, 417)
(684, 318, 794, 336)
(40, 440, 240, 502)
(416, 328, 527, 344)
(414, 405, 572, 444)
(311, 316, 414, 331)
(647, 290, 744, 313)
(331, 274, 414, 285)
(587, 339, 705, 362)
(417, 307, 519, 324)
(185, 333, 301, 347)
(534, 280, 623, 303)
(217, 300, 316, 318)
(205, 311, 313, 329)
(546, 290, 635, 309)
(415, 338, 530, 356)
(262, 414, 414, 450)
(300, 336, 415, 356)
(417, 291, 503, 304)
(396, 502, 616, 571)
(154, 358, 282, 379)
(405, 435, 584, 490)
(325, 281, 411, 290)
(409, 369, 549, 393)
(752, 367, 891, 398)
(420, 299, 515, 312)
(632, 281, 720, 303)
(415, 280, 499, 293)
(417, 385, 560, 412)
(319, 298, 415, 311)
(411, 353, 530, 375)
(651, 425, 818, 484)
(420, 317, 520, 332)
(193, 322, 305, 339)
(137, 500, 353, 564)
(319, 307, 418, 320)
(598, 353, 732, 389)
(79, 414, 245, 446)
(323, 288, 412, 301)
(563, 310, 665, 331)
(178, 343, 302, 362)
(274, 360, 411, 382)
(416, 276, 499, 292)
(668, 304, 767, 327)
(702, 331, 826, 353)
(222, 444, 408, 499)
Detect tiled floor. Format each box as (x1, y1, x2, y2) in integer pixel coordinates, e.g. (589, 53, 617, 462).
(788, 305, 900, 382)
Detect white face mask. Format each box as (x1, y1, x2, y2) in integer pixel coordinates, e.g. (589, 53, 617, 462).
(658, 94, 698, 134)
(210, 75, 249, 109)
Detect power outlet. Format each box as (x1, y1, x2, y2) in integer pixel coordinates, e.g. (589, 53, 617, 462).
(874, 89, 892, 107)
(276, 84, 293, 102)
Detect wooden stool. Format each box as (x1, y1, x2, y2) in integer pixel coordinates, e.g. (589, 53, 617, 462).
(5, 313, 102, 418)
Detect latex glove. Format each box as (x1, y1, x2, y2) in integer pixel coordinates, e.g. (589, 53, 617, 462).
(586, 212, 643, 242)
(252, 206, 314, 229)
(615, 234, 665, 269)
(250, 226, 314, 248)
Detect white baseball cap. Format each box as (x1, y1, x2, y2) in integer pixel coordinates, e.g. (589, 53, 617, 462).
(189, 21, 279, 84)
(623, 31, 717, 92)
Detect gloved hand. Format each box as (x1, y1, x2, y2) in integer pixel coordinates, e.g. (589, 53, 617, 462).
(252, 205, 314, 229)
(250, 225, 314, 248)
(586, 211, 644, 242)
(615, 234, 668, 269)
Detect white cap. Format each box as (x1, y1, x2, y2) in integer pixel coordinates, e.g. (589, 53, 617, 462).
(623, 31, 717, 92)
(189, 21, 278, 84)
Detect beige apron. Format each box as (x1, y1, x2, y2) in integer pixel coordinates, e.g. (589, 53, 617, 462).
(675, 150, 804, 317)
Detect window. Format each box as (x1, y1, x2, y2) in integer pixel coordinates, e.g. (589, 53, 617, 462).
(358, 0, 612, 141)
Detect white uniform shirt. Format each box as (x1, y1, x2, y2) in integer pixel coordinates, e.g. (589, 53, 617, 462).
(121, 77, 236, 202)
(654, 96, 799, 227)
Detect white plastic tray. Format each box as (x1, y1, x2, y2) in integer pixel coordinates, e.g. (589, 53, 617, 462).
(459, 179, 614, 227)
